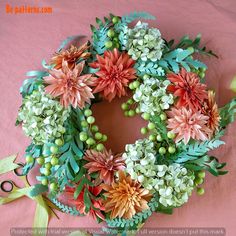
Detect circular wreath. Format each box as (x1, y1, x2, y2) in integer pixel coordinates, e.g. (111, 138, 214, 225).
(15, 12, 235, 233)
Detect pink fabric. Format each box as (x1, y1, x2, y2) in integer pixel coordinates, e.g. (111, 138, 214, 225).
(0, 0, 236, 235)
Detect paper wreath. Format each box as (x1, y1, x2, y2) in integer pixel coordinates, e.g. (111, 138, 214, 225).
(1, 11, 236, 235)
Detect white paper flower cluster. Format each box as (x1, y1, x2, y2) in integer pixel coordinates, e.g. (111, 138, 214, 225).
(17, 86, 70, 145)
(123, 139, 195, 207)
(153, 164, 195, 207)
(133, 76, 174, 115)
(123, 139, 157, 188)
(126, 21, 165, 61)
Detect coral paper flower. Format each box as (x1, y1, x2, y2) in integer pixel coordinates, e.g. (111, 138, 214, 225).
(44, 60, 96, 109)
(167, 68, 208, 111)
(102, 171, 152, 219)
(203, 91, 220, 136)
(65, 184, 105, 220)
(84, 149, 125, 185)
(50, 42, 91, 70)
(90, 48, 136, 101)
(167, 107, 211, 144)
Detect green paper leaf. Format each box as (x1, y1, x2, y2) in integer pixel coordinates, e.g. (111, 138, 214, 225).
(219, 98, 236, 127)
(83, 188, 92, 213)
(74, 178, 86, 199)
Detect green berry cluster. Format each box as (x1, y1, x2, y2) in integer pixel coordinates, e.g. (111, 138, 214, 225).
(121, 98, 140, 117)
(79, 109, 107, 152)
(26, 138, 64, 192)
(191, 63, 206, 79)
(140, 112, 176, 155)
(194, 170, 206, 195)
(105, 16, 121, 50)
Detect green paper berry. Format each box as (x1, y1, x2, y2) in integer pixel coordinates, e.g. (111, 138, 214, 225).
(129, 82, 135, 90)
(107, 29, 115, 38)
(105, 41, 113, 48)
(142, 113, 150, 120)
(79, 132, 88, 141)
(55, 138, 64, 146)
(143, 74, 149, 79)
(168, 146, 176, 154)
(133, 81, 140, 89)
(149, 134, 156, 141)
(199, 71, 205, 79)
(197, 187, 205, 195)
(197, 171, 206, 179)
(195, 177, 204, 185)
(156, 134, 163, 142)
(102, 134, 108, 142)
(147, 122, 155, 130)
(121, 103, 129, 110)
(96, 143, 104, 151)
(45, 162, 52, 169)
(44, 169, 51, 176)
(113, 37, 119, 42)
(26, 155, 34, 163)
(86, 138, 95, 146)
(160, 113, 167, 121)
(114, 42, 120, 49)
(50, 183, 58, 191)
(51, 157, 59, 166)
(95, 132, 103, 140)
(84, 109, 92, 117)
(124, 111, 129, 117)
(36, 157, 44, 165)
(128, 110, 135, 117)
(91, 125, 99, 132)
(135, 107, 140, 114)
(81, 120, 88, 127)
(87, 116, 95, 124)
(112, 16, 120, 24)
(50, 146, 59, 154)
(141, 127, 148, 135)
(159, 147, 166, 155)
(167, 131, 176, 139)
(127, 99, 133, 105)
(41, 179, 48, 186)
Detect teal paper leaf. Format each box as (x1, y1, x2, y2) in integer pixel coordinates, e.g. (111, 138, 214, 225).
(173, 139, 225, 163)
(29, 184, 48, 197)
(121, 11, 155, 24)
(158, 48, 207, 73)
(184, 155, 228, 176)
(135, 60, 165, 77)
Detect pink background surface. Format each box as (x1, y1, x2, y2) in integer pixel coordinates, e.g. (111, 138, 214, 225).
(1, 0, 236, 235)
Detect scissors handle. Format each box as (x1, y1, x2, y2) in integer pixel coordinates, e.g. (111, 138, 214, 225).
(14, 162, 25, 176)
(0, 180, 14, 192)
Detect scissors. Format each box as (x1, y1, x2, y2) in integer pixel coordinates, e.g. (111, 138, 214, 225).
(0, 162, 29, 192)
(0, 163, 61, 217)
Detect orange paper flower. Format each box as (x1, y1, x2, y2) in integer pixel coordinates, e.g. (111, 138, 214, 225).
(203, 90, 220, 137)
(167, 68, 208, 111)
(167, 107, 211, 144)
(84, 149, 125, 185)
(44, 60, 96, 108)
(50, 42, 91, 70)
(103, 171, 152, 219)
(90, 49, 136, 101)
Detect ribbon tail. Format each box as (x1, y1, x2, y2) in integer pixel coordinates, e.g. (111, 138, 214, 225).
(0, 154, 19, 175)
(33, 195, 49, 236)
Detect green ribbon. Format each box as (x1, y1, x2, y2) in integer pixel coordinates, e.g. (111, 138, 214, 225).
(230, 76, 236, 92)
(0, 154, 19, 175)
(0, 154, 52, 236)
